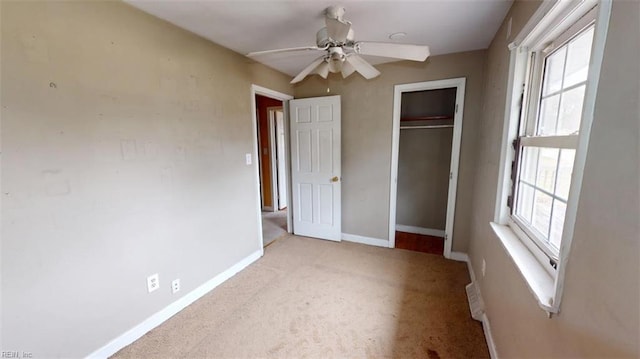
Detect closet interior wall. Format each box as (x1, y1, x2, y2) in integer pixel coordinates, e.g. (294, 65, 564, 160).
(396, 88, 456, 234)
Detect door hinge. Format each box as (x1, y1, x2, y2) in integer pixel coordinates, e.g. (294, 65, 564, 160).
(455, 104, 459, 113)
(444, 234, 448, 241)
(449, 172, 453, 180)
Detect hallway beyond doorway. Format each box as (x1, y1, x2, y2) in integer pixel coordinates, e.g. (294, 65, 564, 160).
(262, 209, 287, 247)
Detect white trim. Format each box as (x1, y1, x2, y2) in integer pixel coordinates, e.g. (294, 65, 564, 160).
(490, 222, 555, 312)
(494, 46, 527, 223)
(451, 252, 498, 358)
(448, 251, 469, 263)
(256, 104, 267, 210)
(251, 85, 294, 246)
(267, 106, 282, 212)
(395, 224, 445, 238)
(389, 84, 402, 248)
(509, 217, 557, 276)
(519, 134, 578, 149)
(251, 85, 294, 103)
(508, 0, 557, 49)
(283, 99, 293, 234)
(86, 250, 263, 359)
(481, 313, 499, 359)
(389, 77, 466, 261)
(508, 0, 599, 50)
(492, 0, 612, 314)
(553, 0, 612, 312)
(456, 252, 484, 303)
(519, 0, 598, 52)
(341, 233, 388, 248)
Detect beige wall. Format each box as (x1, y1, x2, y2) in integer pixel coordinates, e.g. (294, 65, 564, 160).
(468, 0, 639, 357)
(0, 1, 292, 357)
(397, 128, 453, 230)
(294, 50, 486, 251)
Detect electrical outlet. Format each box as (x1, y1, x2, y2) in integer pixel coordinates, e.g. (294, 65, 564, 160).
(171, 279, 181, 294)
(245, 153, 252, 165)
(147, 273, 159, 293)
(482, 259, 487, 278)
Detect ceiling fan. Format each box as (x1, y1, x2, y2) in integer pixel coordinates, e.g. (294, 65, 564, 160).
(247, 6, 431, 84)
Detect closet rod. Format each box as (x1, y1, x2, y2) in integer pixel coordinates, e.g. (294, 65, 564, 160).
(400, 125, 454, 130)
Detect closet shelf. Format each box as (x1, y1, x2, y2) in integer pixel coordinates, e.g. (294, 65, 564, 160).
(400, 115, 453, 122)
(400, 124, 454, 130)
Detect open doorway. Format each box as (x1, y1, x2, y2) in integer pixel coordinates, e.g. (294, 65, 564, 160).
(251, 86, 293, 249)
(389, 78, 466, 259)
(268, 107, 288, 211)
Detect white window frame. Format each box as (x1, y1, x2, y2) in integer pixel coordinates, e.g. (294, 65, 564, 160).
(492, 0, 612, 314)
(513, 9, 597, 268)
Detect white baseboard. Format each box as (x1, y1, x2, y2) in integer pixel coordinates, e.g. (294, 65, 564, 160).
(449, 251, 497, 358)
(448, 251, 469, 263)
(87, 249, 263, 359)
(481, 312, 498, 359)
(395, 224, 445, 238)
(341, 233, 388, 248)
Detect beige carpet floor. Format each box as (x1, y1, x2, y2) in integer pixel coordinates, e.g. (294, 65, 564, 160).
(113, 235, 489, 358)
(262, 210, 288, 247)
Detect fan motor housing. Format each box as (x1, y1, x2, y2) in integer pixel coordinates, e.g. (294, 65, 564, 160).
(316, 27, 355, 47)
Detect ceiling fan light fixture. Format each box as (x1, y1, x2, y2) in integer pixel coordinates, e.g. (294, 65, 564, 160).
(259, 6, 430, 84)
(327, 47, 345, 73)
(328, 57, 343, 73)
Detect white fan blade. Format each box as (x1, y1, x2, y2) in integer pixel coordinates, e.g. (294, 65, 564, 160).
(315, 62, 330, 79)
(341, 60, 356, 78)
(325, 17, 351, 43)
(247, 46, 326, 57)
(355, 42, 430, 62)
(291, 56, 326, 84)
(345, 54, 380, 80)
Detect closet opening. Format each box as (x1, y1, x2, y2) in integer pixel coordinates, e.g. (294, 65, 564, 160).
(389, 78, 466, 259)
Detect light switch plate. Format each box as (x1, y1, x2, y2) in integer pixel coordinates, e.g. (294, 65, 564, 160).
(245, 153, 252, 165)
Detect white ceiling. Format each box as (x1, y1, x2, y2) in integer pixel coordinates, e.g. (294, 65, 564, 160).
(125, 0, 513, 77)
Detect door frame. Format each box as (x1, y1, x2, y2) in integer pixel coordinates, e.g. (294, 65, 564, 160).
(388, 77, 466, 259)
(267, 106, 285, 211)
(257, 110, 275, 212)
(250, 85, 294, 253)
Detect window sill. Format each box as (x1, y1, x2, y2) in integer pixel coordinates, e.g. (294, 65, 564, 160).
(489, 222, 557, 314)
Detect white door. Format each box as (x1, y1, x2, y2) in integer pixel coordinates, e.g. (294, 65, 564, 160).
(275, 111, 288, 209)
(289, 95, 341, 241)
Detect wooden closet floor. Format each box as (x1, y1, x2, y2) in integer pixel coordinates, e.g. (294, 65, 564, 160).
(395, 231, 444, 255)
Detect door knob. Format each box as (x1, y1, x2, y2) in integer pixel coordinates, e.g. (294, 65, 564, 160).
(330, 176, 340, 182)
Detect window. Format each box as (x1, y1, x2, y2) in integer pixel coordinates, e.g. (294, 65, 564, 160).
(492, 0, 611, 314)
(511, 23, 596, 263)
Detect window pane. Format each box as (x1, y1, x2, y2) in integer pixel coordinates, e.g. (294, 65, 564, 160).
(557, 85, 586, 135)
(555, 149, 575, 200)
(536, 148, 559, 193)
(516, 182, 534, 223)
(520, 147, 539, 184)
(549, 200, 567, 250)
(537, 95, 560, 135)
(532, 190, 552, 238)
(542, 47, 566, 96)
(564, 27, 595, 88)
